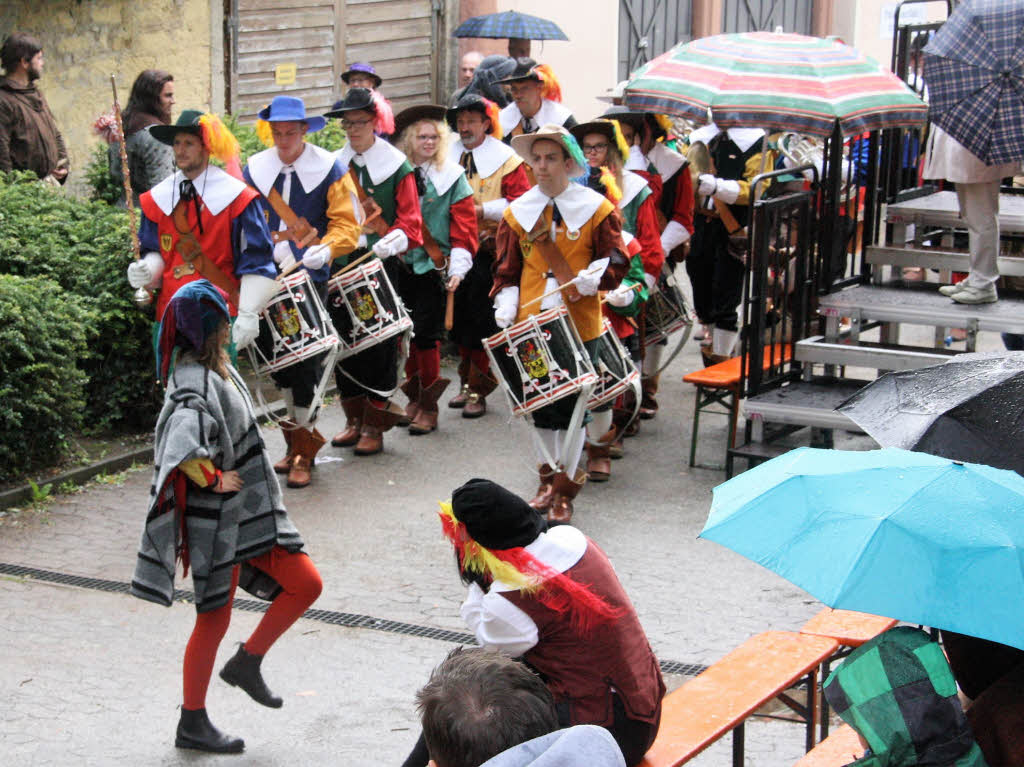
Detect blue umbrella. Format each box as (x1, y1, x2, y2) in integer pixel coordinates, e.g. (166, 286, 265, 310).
(923, 0, 1024, 165)
(453, 11, 568, 41)
(700, 447, 1024, 650)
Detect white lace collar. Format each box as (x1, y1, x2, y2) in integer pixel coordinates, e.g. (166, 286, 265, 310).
(420, 159, 465, 197)
(507, 181, 605, 234)
(148, 165, 247, 217)
(336, 137, 407, 184)
(490, 525, 587, 591)
(620, 170, 650, 208)
(499, 99, 574, 136)
(688, 122, 765, 153)
(246, 143, 337, 197)
(646, 141, 687, 181)
(451, 134, 518, 179)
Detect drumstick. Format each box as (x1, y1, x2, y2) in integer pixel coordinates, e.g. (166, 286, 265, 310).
(598, 283, 644, 305)
(521, 277, 582, 309)
(444, 289, 455, 331)
(334, 250, 374, 276)
(277, 258, 305, 281)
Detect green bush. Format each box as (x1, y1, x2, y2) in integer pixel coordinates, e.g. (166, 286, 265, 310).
(0, 171, 159, 437)
(0, 274, 90, 482)
(84, 142, 122, 205)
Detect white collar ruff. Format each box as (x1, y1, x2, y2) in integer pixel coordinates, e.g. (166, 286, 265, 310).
(647, 141, 687, 181)
(246, 143, 337, 197)
(337, 137, 407, 185)
(620, 170, 650, 208)
(451, 134, 518, 179)
(491, 525, 587, 592)
(508, 181, 605, 234)
(499, 99, 573, 135)
(420, 159, 465, 196)
(148, 165, 247, 217)
(688, 122, 765, 153)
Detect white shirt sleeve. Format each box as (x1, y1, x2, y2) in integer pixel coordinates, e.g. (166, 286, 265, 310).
(460, 582, 539, 657)
(482, 198, 510, 221)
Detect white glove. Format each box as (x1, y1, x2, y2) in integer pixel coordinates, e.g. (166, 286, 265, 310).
(574, 257, 610, 297)
(448, 247, 473, 281)
(644, 272, 658, 293)
(713, 179, 741, 205)
(625, 143, 648, 171)
(233, 274, 278, 349)
(482, 198, 509, 222)
(273, 240, 296, 271)
(605, 284, 635, 308)
(127, 251, 164, 289)
(357, 233, 368, 249)
(660, 220, 691, 254)
(372, 229, 409, 259)
(540, 276, 563, 310)
(493, 286, 519, 329)
(697, 174, 718, 197)
(301, 243, 332, 271)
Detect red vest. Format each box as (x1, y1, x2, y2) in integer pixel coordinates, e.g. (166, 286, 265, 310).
(139, 186, 259, 318)
(502, 539, 666, 727)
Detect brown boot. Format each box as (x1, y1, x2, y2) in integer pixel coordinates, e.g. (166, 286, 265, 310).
(463, 365, 498, 419)
(409, 378, 451, 435)
(354, 400, 406, 456)
(547, 470, 587, 524)
(287, 428, 326, 488)
(331, 396, 366, 447)
(586, 430, 614, 482)
(528, 463, 557, 511)
(700, 347, 731, 367)
(273, 420, 298, 474)
(448, 357, 472, 408)
(639, 374, 659, 420)
(399, 376, 421, 427)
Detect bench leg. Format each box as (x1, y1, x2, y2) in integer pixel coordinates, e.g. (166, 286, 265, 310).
(732, 722, 745, 767)
(689, 387, 703, 467)
(806, 667, 819, 753)
(820, 657, 831, 742)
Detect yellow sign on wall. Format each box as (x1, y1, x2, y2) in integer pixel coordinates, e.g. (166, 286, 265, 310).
(275, 63, 297, 86)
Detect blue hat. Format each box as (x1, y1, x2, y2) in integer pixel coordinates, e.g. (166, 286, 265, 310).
(257, 95, 326, 133)
(341, 62, 382, 88)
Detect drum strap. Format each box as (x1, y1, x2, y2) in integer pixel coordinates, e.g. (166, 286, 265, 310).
(526, 209, 581, 302)
(348, 169, 389, 238)
(265, 188, 320, 249)
(419, 223, 447, 270)
(171, 199, 240, 305)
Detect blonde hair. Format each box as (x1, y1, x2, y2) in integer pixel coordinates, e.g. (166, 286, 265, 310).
(582, 128, 624, 191)
(399, 118, 450, 171)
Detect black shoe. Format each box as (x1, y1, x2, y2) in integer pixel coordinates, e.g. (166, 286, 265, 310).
(175, 707, 244, 753)
(219, 643, 283, 708)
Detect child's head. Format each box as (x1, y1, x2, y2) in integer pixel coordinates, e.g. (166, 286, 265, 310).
(156, 280, 233, 380)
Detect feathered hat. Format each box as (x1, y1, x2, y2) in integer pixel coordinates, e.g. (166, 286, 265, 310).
(497, 58, 563, 103)
(149, 109, 243, 179)
(446, 94, 503, 140)
(510, 124, 588, 177)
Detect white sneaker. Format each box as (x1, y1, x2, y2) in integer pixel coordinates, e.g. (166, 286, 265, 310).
(950, 284, 998, 304)
(938, 283, 963, 297)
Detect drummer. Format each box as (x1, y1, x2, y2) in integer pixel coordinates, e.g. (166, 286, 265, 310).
(390, 104, 477, 435)
(325, 88, 424, 457)
(492, 124, 628, 523)
(570, 118, 664, 481)
(242, 95, 361, 489)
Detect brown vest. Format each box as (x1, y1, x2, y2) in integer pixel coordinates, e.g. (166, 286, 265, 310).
(501, 539, 666, 727)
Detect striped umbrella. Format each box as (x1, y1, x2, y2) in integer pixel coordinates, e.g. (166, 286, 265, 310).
(624, 32, 927, 138)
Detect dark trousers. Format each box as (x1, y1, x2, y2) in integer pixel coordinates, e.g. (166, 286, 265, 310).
(686, 216, 746, 332)
(531, 337, 601, 431)
(395, 265, 446, 349)
(451, 238, 499, 350)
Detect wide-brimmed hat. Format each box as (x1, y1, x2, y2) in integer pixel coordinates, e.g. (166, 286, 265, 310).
(392, 104, 447, 140)
(149, 109, 204, 146)
(496, 56, 540, 84)
(446, 94, 500, 135)
(341, 62, 382, 88)
(510, 124, 586, 176)
(570, 119, 629, 163)
(257, 95, 325, 133)
(323, 88, 376, 118)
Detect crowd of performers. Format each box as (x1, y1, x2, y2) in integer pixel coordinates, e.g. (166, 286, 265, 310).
(123, 57, 781, 761)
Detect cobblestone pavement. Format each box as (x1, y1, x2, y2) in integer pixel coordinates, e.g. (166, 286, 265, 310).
(1, 321, 1000, 766)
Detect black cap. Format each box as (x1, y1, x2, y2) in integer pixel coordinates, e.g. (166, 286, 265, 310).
(496, 57, 540, 85)
(324, 87, 376, 118)
(452, 478, 546, 550)
(392, 104, 447, 141)
(446, 94, 495, 133)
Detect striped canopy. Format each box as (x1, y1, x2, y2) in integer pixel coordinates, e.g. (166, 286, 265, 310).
(624, 32, 927, 138)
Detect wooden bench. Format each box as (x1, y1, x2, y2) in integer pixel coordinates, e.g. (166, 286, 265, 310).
(682, 345, 792, 469)
(639, 631, 838, 767)
(793, 724, 864, 766)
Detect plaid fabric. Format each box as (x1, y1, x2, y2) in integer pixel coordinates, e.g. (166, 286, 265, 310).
(823, 627, 988, 767)
(923, 0, 1024, 165)
(453, 11, 568, 41)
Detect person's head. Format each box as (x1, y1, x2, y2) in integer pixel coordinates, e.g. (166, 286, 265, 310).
(1, 33, 43, 81)
(448, 95, 501, 150)
(459, 51, 484, 88)
(326, 88, 381, 152)
(510, 126, 585, 197)
(150, 110, 242, 180)
(570, 120, 628, 191)
(173, 131, 209, 177)
(499, 59, 563, 119)
(400, 117, 449, 168)
(417, 647, 558, 767)
(341, 62, 382, 91)
(464, 55, 517, 107)
(509, 79, 544, 119)
(156, 280, 232, 381)
(604, 108, 659, 154)
(258, 95, 326, 164)
(507, 37, 531, 60)
(125, 69, 175, 124)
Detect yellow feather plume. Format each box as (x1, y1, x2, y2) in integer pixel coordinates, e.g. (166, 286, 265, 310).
(654, 113, 675, 136)
(438, 501, 542, 592)
(599, 166, 622, 204)
(608, 119, 630, 163)
(255, 117, 275, 147)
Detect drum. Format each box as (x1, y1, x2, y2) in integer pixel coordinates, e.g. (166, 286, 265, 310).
(644, 265, 693, 347)
(248, 271, 339, 374)
(326, 259, 413, 358)
(587, 320, 641, 410)
(484, 306, 598, 417)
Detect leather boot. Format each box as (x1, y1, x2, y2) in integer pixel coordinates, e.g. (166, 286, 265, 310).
(701, 347, 731, 367)
(331, 396, 366, 447)
(448, 357, 472, 408)
(409, 377, 451, 435)
(528, 463, 557, 511)
(273, 420, 298, 474)
(354, 400, 406, 456)
(287, 427, 325, 489)
(547, 470, 587, 524)
(463, 365, 498, 419)
(175, 707, 244, 753)
(398, 375, 421, 427)
(586, 429, 615, 482)
(219, 643, 283, 708)
(639, 374, 659, 420)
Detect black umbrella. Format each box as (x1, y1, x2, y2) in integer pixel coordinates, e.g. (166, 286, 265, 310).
(838, 351, 1024, 474)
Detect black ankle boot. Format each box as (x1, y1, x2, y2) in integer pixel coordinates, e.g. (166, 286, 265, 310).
(219, 643, 283, 708)
(175, 707, 244, 753)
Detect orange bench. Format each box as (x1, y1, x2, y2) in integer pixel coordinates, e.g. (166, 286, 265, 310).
(793, 724, 864, 766)
(639, 631, 838, 767)
(682, 345, 792, 469)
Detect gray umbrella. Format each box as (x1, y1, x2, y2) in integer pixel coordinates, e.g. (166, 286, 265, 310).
(837, 351, 1024, 475)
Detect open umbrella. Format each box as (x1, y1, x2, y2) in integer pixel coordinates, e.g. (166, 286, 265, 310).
(624, 32, 927, 138)
(923, 0, 1024, 165)
(700, 447, 1024, 650)
(453, 11, 568, 41)
(838, 351, 1024, 475)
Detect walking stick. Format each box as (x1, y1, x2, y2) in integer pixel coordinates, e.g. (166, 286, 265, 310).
(111, 75, 151, 308)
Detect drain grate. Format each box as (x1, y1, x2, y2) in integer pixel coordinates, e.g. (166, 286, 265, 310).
(0, 562, 707, 677)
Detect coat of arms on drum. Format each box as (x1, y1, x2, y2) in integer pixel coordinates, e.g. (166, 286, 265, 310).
(350, 289, 378, 322)
(271, 303, 302, 338)
(516, 339, 549, 380)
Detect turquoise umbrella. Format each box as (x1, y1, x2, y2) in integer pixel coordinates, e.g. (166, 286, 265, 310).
(700, 447, 1024, 650)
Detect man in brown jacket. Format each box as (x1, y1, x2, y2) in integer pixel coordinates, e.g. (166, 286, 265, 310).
(0, 33, 68, 184)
